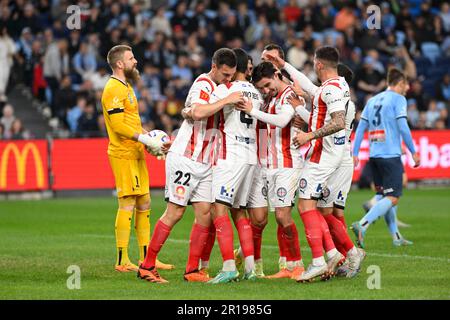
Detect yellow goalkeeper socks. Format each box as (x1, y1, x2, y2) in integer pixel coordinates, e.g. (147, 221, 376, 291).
(135, 209, 151, 262)
(115, 209, 133, 265)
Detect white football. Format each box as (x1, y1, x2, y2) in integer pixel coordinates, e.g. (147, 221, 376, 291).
(146, 129, 169, 153)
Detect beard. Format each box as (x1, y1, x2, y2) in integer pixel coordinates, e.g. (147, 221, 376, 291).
(124, 67, 140, 84)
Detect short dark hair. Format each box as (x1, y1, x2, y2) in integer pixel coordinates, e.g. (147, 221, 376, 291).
(212, 48, 237, 68)
(337, 63, 354, 83)
(232, 48, 249, 74)
(387, 68, 406, 86)
(315, 46, 339, 67)
(107, 45, 132, 70)
(264, 43, 285, 60)
(252, 61, 277, 83)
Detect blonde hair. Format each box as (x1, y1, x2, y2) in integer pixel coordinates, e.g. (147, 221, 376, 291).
(107, 45, 132, 70)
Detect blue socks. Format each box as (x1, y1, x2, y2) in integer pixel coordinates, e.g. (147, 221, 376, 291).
(360, 197, 394, 231)
(384, 206, 401, 240)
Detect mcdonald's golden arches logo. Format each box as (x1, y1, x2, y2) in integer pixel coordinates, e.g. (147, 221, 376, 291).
(0, 142, 45, 189)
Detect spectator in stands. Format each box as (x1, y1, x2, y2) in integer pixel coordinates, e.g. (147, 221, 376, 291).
(440, 2, 450, 33)
(437, 73, 450, 102)
(334, 6, 356, 32)
(0, 27, 16, 102)
(425, 99, 443, 129)
(53, 75, 76, 125)
(0, 103, 15, 133)
(171, 53, 192, 86)
(9, 118, 30, 140)
(0, 123, 4, 139)
(407, 80, 428, 112)
(72, 42, 97, 84)
(287, 38, 307, 69)
(67, 96, 86, 134)
(43, 38, 69, 116)
(77, 102, 98, 137)
(354, 56, 386, 103)
(2, 0, 449, 138)
(407, 99, 420, 128)
(153, 6, 172, 38)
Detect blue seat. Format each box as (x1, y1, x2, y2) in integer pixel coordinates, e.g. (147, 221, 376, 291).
(421, 42, 441, 64)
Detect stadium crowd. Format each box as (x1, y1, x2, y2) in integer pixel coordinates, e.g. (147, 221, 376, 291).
(0, 0, 449, 140)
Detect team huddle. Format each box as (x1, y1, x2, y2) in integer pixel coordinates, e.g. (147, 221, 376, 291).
(127, 44, 368, 284)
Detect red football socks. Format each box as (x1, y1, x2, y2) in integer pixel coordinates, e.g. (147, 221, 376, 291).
(213, 215, 234, 261)
(185, 223, 210, 274)
(282, 223, 302, 261)
(236, 218, 254, 258)
(200, 223, 216, 263)
(318, 213, 336, 252)
(300, 209, 324, 258)
(251, 223, 264, 261)
(325, 214, 354, 253)
(141, 219, 171, 269)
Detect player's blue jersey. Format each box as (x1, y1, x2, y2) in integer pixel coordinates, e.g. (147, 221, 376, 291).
(361, 90, 407, 158)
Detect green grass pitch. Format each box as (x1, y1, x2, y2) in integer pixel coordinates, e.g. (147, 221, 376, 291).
(1, 189, 449, 300)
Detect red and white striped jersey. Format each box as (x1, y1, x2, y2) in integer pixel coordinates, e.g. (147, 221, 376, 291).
(266, 86, 303, 169)
(169, 73, 218, 165)
(342, 100, 356, 166)
(210, 81, 264, 164)
(305, 76, 350, 167)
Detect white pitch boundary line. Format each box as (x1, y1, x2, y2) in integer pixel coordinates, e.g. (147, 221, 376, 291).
(79, 234, 450, 263)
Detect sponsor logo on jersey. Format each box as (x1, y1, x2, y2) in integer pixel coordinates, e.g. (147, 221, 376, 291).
(337, 190, 345, 201)
(235, 136, 256, 144)
(334, 136, 346, 145)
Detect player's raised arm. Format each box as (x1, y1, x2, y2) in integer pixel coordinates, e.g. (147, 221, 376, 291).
(262, 51, 318, 95)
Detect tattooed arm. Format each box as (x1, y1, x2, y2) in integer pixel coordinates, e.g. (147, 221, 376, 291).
(293, 111, 345, 147)
(311, 110, 345, 138)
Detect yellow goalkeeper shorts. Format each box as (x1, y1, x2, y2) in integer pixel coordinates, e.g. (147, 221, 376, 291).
(108, 156, 149, 198)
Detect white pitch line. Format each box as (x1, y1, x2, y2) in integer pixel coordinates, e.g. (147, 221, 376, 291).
(79, 234, 450, 263)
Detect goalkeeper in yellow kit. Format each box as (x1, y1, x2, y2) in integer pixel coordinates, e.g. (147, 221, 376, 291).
(101, 45, 173, 272)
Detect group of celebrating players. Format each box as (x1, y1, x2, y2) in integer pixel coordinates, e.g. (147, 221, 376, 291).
(102, 43, 368, 285)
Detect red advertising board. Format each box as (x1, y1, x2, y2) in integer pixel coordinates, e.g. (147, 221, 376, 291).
(1, 131, 449, 192)
(352, 130, 450, 181)
(51, 138, 165, 190)
(0, 140, 48, 191)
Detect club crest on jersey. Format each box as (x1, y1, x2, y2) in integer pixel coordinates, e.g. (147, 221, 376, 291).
(277, 187, 287, 198)
(334, 136, 346, 145)
(174, 185, 186, 200)
(199, 90, 210, 102)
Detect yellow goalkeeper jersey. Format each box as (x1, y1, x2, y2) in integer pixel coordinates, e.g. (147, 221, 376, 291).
(101, 76, 145, 160)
